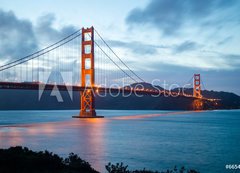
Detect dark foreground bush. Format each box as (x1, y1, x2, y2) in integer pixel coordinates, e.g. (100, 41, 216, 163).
(0, 146, 199, 173)
(0, 146, 98, 173)
(105, 162, 199, 173)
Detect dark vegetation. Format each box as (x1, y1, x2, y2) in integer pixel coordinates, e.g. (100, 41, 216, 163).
(0, 146, 199, 173)
(0, 146, 98, 173)
(105, 162, 199, 173)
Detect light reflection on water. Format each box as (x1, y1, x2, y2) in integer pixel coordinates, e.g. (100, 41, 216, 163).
(0, 112, 109, 171)
(0, 110, 240, 173)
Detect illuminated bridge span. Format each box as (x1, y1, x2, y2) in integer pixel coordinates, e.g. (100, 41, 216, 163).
(0, 27, 213, 117)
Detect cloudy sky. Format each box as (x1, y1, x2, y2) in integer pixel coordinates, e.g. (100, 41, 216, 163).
(0, 0, 240, 94)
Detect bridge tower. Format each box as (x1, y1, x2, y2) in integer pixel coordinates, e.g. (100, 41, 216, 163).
(193, 74, 202, 98)
(73, 27, 102, 118)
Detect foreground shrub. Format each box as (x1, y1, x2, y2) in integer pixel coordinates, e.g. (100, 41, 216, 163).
(0, 146, 98, 173)
(0, 146, 199, 173)
(106, 163, 200, 173)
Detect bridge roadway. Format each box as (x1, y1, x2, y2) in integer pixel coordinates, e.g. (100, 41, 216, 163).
(0, 81, 195, 98)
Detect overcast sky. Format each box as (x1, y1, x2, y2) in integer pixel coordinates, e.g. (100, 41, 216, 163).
(0, 0, 240, 94)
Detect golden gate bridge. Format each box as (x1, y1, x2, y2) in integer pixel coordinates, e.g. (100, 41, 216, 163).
(0, 27, 218, 118)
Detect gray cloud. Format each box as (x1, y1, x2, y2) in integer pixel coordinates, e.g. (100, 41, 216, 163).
(0, 9, 78, 63)
(196, 50, 240, 70)
(126, 0, 238, 36)
(142, 63, 240, 95)
(173, 41, 201, 53)
(217, 36, 233, 45)
(0, 9, 38, 61)
(218, 53, 240, 69)
(35, 13, 77, 43)
(107, 40, 167, 55)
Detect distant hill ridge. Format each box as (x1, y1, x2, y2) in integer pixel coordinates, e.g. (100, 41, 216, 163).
(0, 82, 239, 110)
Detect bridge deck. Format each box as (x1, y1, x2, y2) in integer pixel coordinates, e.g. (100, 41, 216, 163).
(0, 81, 195, 98)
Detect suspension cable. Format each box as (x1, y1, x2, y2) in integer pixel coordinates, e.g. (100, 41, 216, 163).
(201, 77, 207, 90)
(0, 33, 82, 72)
(94, 28, 145, 83)
(0, 29, 81, 70)
(94, 41, 138, 83)
(186, 75, 194, 87)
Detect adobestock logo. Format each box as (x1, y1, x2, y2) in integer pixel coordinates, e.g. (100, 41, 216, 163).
(38, 73, 193, 103)
(38, 71, 73, 102)
(83, 78, 193, 98)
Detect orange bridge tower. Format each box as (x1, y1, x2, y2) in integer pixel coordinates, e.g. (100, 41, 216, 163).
(73, 27, 103, 118)
(193, 74, 202, 98)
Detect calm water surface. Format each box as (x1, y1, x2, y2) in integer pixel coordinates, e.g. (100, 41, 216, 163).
(0, 110, 239, 173)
